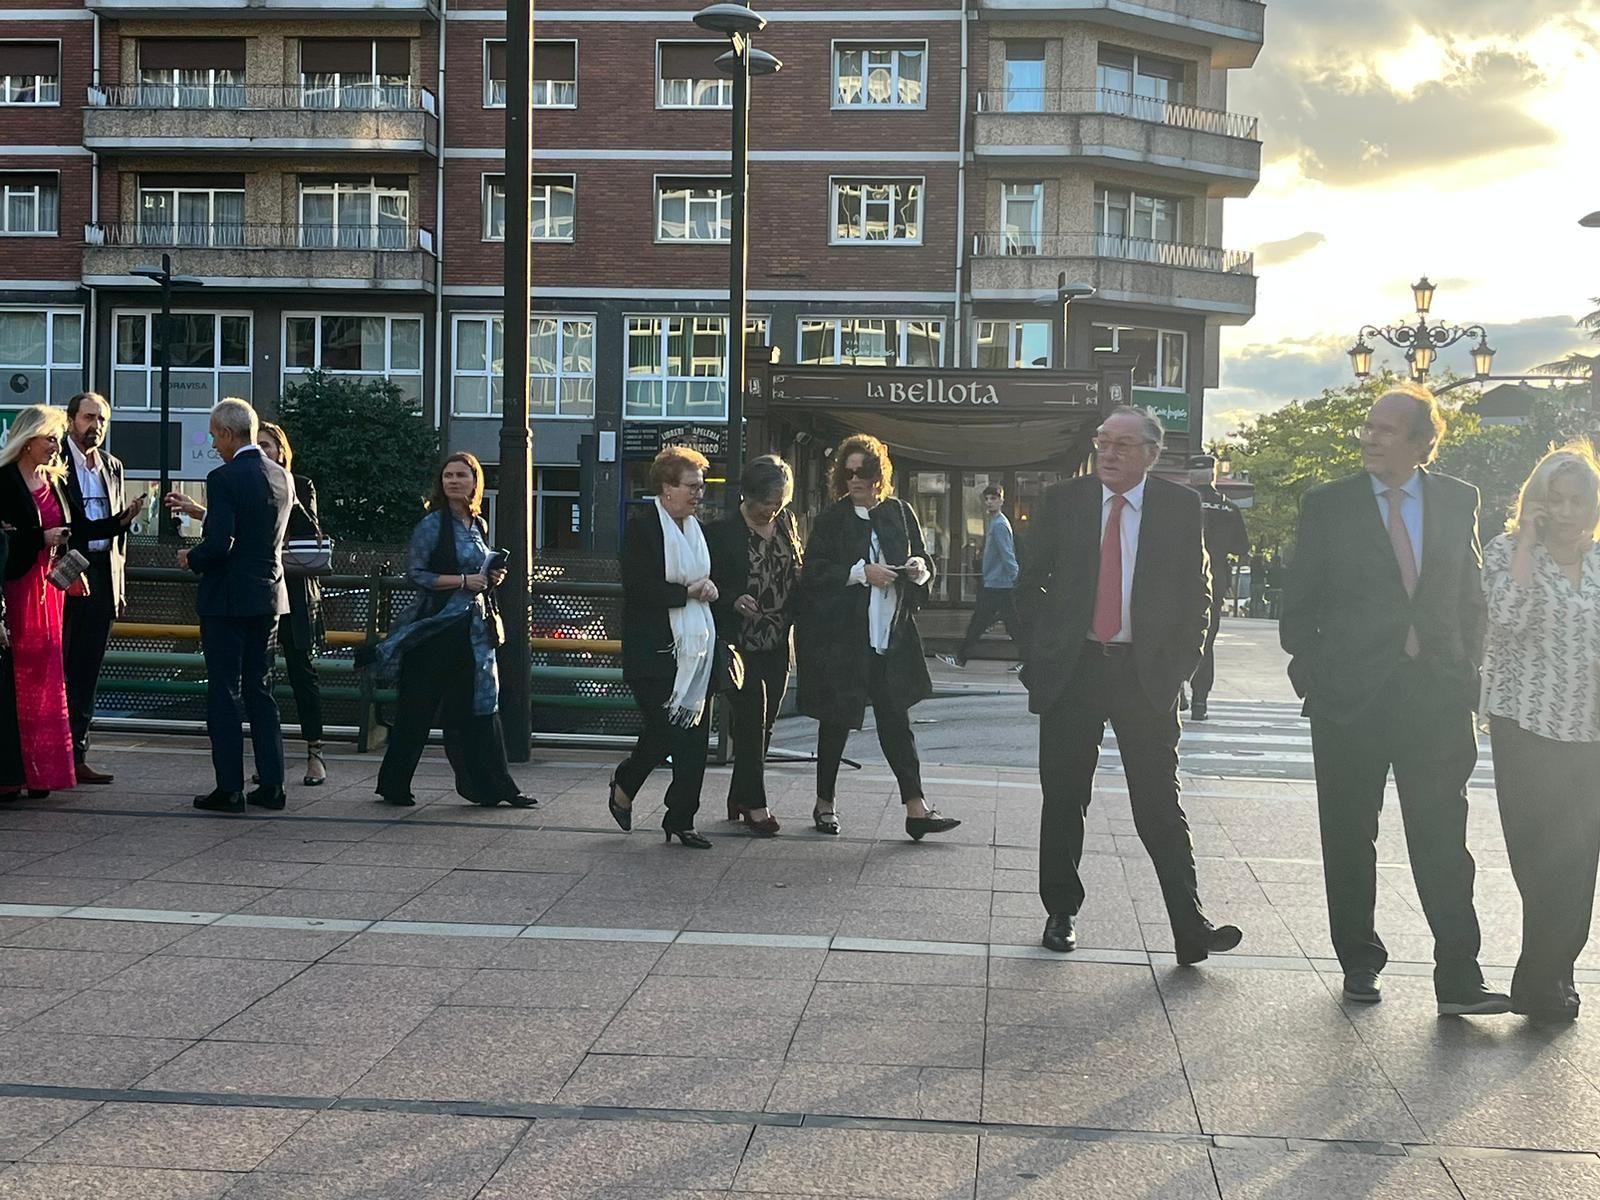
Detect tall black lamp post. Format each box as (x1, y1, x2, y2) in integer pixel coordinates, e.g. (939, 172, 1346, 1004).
(694, 3, 780, 472)
(132, 252, 203, 539)
(1347, 276, 1495, 391)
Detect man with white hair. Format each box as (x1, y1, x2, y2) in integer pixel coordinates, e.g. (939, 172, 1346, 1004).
(175, 398, 293, 815)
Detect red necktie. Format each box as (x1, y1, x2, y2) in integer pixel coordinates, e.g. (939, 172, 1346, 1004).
(1383, 488, 1421, 657)
(1092, 494, 1127, 643)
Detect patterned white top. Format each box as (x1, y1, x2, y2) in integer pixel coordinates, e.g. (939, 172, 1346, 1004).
(1481, 533, 1600, 743)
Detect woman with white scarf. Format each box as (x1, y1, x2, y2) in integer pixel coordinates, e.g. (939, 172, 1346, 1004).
(609, 447, 728, 849)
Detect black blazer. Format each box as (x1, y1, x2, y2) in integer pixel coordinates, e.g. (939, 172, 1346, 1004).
(619, 506, 733, 684)
(64, 445, 129, 614)
(0, 463, 72, 584)
(1017, 474, 1211, 714)
(283, 473, 324, 646)
(186, 449, 293, 619)
(1280, 469, 1486, 721)
(705, 508, 802, 643)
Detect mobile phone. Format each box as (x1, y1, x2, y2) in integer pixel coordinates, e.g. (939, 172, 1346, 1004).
(485, 549, 510, 574)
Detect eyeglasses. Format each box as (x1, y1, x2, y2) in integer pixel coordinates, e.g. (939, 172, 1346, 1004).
(842, 466, 881, 481)
(671, 480, 707, 494)
(1092, 437, 1155, 456)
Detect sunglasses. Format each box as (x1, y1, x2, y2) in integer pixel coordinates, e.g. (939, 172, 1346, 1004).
(842, 466, 881, 481)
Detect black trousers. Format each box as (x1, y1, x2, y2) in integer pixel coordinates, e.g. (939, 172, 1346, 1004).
(1490, 716, 1600, 1002)
(957, 586, 1019, 663)
(727, 647, 789, 811)
(817, 653, 924, 805)
(1038, 643, 1205, 941)
(1308, 661, 1483, 993)
(62, 553, 115, 762)
(617, 674, 711, 830)
(1189, 593, 1224, 704)
(278, 609, 323, 744)
(201, 613, 285, 792)
(376, 620, 520, 805)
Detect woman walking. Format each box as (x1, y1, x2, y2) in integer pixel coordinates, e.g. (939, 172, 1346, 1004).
(795, 433, 959, 841)
(0, 405, 77, 797)
(1482, 444, 1600, 1022)
(708, 455, 802, 836)
(608, 446, 730, 849)
(373, 452, 535, 809)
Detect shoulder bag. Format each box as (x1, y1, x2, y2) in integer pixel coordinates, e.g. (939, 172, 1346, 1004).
(283, 501, 335, 578)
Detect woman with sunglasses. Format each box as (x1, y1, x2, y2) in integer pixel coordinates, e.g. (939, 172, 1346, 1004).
(795, 434, 961, 841)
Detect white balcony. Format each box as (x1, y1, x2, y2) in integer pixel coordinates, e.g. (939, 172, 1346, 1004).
(977, 0, 1264, 69)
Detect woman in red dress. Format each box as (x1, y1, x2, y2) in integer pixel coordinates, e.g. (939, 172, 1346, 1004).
(0, 405, 77, 797)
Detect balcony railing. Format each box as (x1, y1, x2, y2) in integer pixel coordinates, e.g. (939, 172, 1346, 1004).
(974, 88, 1259, 141)
(88, 84, 437, 114)
(85, 222, 431, 252)
(972, 232, 1255, 275)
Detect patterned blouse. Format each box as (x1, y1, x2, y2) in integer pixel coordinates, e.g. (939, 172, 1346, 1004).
(1481, 532, 1600, 743)
(740, 523, 798, 653)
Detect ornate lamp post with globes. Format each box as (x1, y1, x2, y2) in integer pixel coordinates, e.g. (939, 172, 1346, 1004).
(1346, 277, 1496, 392)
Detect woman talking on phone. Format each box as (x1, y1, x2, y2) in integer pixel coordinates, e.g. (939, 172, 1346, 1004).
(372, 452, 536, 809)
(795, 434, 960, 841)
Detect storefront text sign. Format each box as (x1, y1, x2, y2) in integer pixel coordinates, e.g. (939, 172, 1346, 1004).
(622, 422, 728, 459)
(767, 367, 1099, 414)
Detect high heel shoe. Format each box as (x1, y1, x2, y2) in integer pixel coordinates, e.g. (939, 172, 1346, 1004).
(606, 774, 632, 832)
(664, 826, 712, 849)
(304, 746, 327, 787)
(905, 809, 961, 841)
(739, 809, 780, 837)
(812, 804, 840, 835)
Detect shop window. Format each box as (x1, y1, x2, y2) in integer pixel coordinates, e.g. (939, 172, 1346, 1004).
(1093, 323, 1187, 390)
(283, 313, 422, 401)
(625, 316, 767, 420)
(0, 308, 81, 406)
(975, 320, 1051, 370)
(797, 317, 943, 366)
(112, 311, 251, 411)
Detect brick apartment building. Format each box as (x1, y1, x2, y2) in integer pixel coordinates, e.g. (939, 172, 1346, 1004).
(0, 0, 1261, 599)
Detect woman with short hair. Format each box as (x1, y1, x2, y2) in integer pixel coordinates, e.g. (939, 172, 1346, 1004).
(1482, 443, 1600, 1022)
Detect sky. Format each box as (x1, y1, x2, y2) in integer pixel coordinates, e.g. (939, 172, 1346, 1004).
(1211, 0, 1600, 439)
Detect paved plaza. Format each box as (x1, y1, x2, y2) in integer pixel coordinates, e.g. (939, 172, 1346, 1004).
(1, 622, 1599, 1198)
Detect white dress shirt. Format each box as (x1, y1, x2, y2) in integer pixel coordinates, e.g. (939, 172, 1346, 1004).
(847, 503, 931, 656)
(1098, 479, 1145, 644)
(67, 438, 111, 553)
(1370, 469, 1424, 565)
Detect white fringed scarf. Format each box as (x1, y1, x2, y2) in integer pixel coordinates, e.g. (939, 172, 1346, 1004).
(655, 497, 716, 726)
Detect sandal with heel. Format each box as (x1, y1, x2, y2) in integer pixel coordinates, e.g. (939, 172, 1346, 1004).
(812, 804, 840, 835)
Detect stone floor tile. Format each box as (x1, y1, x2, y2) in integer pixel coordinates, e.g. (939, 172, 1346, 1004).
(555, 1052, 782, 1111)
(1401, 1085, 1600, 1152)
(0, 1164, 234, 1199)
(1192, 1081, 1425, 1143)
(1210, 1150, 1463, 1200)
(0, 947, 143, 990)
(159, 926, 354, 962)
(0, 1031, 189, 1088)
(27, 1102, 310, 1172)
(1177, 1038, 1394, 1088)
(6, 919, 194, 954)
(818, 950, 988, 987)
(594, 1006, 799, 1060)
(136, 1039, 392, 1097)
(148, 859, 319, 889)
(236, 889, 413, 922)
(0, 1098, 98, 1162)
(981, 1068, 1201, 1133)
(0, 986, 74, 1032)
(986, 958, 1156, 994)
(445, 967, 635, 1012)
(626, 974, 814, 1016)
(478, 1118, 749, 1198)
(803, 981, 987, 1024)
(786, 1017, 985, 1068)
(983, 1024, 1183, 1078)
(836, 909, 993, 945)
(20, 987, 269, 1040)
(489, 937, 666, 974)
(650, 942, 827, 981)
(976, 1139, 1219, 1200)
(319, 932, 517, 969)
(735, 1127, 978, 1199)
(766, 1063, 981, 1122)
(1443, 1155, 1600, 1200)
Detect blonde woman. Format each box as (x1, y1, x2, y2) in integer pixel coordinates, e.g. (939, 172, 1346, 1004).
(0, 405, 77, 795)
(1483, 443, 1600, 1023)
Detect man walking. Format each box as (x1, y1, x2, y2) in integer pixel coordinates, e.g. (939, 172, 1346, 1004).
(1282, 383, 1507, 1015)
(1020, 406, 1242, 963)
(940, 485, 1019, 668)
(62, 392, 142, 783)
(178, 398, 293, 816)
(1186, 454, 1250, 720)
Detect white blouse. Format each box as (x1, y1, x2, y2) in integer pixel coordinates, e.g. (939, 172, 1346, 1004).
(1481, 532, 1600, 743)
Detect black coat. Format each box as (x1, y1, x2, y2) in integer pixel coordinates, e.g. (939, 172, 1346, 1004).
(1280, 469, 1486, 722)
(0, 463, 72, 584)
(186, 449, 293, 619)
(705, 508, 803, 650)
(795, 496, 933, 728)
(619, 506, 734, 685)
(283, 473, 325, 647)
(63, 444, 129, 614)
(1016, 474, 1211, 714)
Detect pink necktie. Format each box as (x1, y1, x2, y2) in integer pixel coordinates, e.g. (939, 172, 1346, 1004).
(1383, 488, 1421, 658)
(1092, 494, 1127, 643)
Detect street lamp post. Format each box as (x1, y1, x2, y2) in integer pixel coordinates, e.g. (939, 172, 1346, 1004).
(1050, 273, 1096, 368)
(1346, 276, 1495, 389)
(132, 253, 203, 539)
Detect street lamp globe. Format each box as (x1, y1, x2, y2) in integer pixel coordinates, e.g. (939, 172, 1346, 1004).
(1411, 341, 1436, 374)
(694, 3, 766, 35)
(716, 46, 782, 76)
(1411, 276, 1435, 316)
(1347, 338, 1374, 380)
(1581, 211, 1600, 229)
(1471, 337, 1496, 379)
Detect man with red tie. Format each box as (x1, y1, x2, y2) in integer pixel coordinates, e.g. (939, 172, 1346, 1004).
(1017, 405, 1242, 963)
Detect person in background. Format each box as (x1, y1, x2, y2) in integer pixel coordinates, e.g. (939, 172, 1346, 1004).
(0, 405, 77, 798)
(1185, 454, 1250, 721)
(796, 433, 960, 841)
(1249, 550, 1268, 618)
(1481, 444, 1600, 1022)
(61, 392, 141, 786)
(373, 452, 535, 809)
(708, 454, 803, 836)
(940, 484, 1020, 670)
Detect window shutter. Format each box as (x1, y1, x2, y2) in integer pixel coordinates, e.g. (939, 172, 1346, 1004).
(139, 172, 247, 189)
(486, 40, 507, 82)
(0, 42, 60, 76)
(139, 39, 246, 71)
(532, 40, 575, 82)
(373, 39, 410, 76)
(659, 42, 721, 80)
(1006, 40, 1047, 61)
(299, 38, 370, 74)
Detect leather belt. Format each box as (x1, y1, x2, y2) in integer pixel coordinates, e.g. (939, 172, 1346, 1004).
(1086, 639, 1133, 656)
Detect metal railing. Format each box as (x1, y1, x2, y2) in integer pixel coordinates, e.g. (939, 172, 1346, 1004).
(84, 222, 426, 252)
(88, 83, 437, 114)
(971, 232, 1255, 275)
(975, 88, 1259, 141)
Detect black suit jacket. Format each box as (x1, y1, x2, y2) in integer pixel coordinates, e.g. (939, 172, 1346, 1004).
(0, 464, 71, 584)
(619, 506, 733, 684)
(64, 444, 129, 614)
(1017, 474, 1211, 714)
(1280, 469, 1486, 721)
(186, 449, 293, 619)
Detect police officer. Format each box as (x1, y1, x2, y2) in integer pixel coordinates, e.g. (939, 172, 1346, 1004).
(1186, 454, 1250, 721)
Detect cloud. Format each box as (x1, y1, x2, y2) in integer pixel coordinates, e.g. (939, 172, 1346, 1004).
(1253, 232, 1326, 267)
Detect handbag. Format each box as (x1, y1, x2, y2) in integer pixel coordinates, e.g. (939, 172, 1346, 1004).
(283, 499, 334, 577)
(47, 548, 91, 594)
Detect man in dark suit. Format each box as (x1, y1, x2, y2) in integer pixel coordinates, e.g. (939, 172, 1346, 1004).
(1019, 406, 1242, 964)
(1185, 453, 1251, 721)
(62, 392, 143, 784)
(178, 398, 293, 815)
(1282, 383, 1507, 1016)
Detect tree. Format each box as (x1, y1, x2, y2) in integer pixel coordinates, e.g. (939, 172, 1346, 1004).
(1532, 297, 1600, 381)
(276, 370, 439, 544)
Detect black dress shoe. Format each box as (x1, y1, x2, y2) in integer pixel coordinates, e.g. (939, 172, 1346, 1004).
(194, 789, 246, 814)
(664, 826, 712, 849)
(1175, 922, 1243, 966)
(1190, 702, 1208, 722)
(75, 762, 114, 785)
(1512, 982, 1580, 1023)
(1437, 984, 1513, 1016)
(377, 792, 416, 807)
(247, 785, 287, 811)
(1343, 971, 1383, 1003)
(1042, 913, 1077, 953)
(905, 810, 961, 841)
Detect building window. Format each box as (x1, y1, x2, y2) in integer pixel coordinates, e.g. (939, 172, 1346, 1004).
(834, 42, 925, 108)
(656, 178, 731, 243)
(484, 40, 506, 107)
(1094, 184, 1182, 245)
(625, 316, 767, 420)
(1096, 45, 1185, 113)
(0, 309, 81, 406)
(797, 318, 944, 367)
(482, 174, 576, 242)
(0, 175, 58, 236)
(299, 177, 409, 249)
(832, 178, 923, 245)
(284, 314, 423, 401)
(657, 42, 730, 108)
(1093, 323, 1187, 390)
(299, 37, 410, 109)
(136, 39, 245, 107)
(137, 176, 246, 247)
(975, 320, 1052, 369)
(112, 312, 251, 411)
(1003, 40, 1046, 112)
(484, 40, 578, 108)
(1000, 182, 1043, 254)
(452, 314, 595, 418)
(0, 42, 60, 105)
